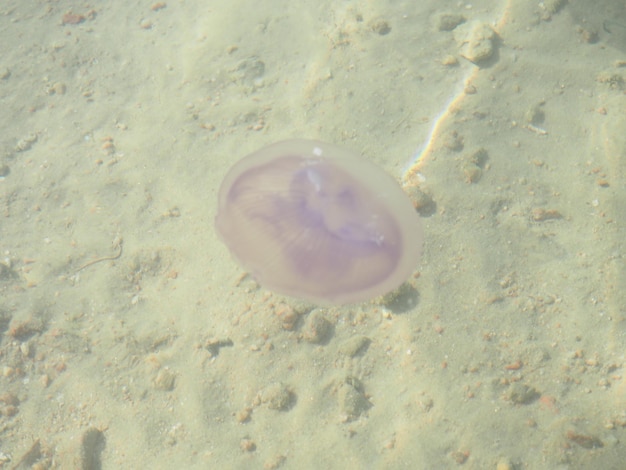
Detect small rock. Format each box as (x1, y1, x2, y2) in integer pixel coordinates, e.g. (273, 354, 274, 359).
(506, 383, 539, 405)
(379, 282, 419, 313)
(231, 56, 265, 90)
(274, 303, 299, 331)
(258, 382, 294, 411)
(139, 18, 152, 29)
(59, 427, 105, 470)
(369, 17, 391, 35)
(525, 103, 545, 125)
(338, 335, 370, 357)
(541, 0, 566, 16)
(468, 147, 489, 167)
(8, 317, 44, 339)
(441, 54, 459, 66)
(235, 407, 252, 423)
(463, 163, 482, 183)
(462, 148, 488, 183)
(496, 457, 515, 470)
(240, 438, 256, 452)
(11, 440, 41, 468)
(20, 341, 31, 357)
(531, 208, 562, 222)
(15, 133, 38, 152)
(52, 82, 67, 95)
(0, 392, 19, 406)
(338, 377, 370, 421)
(204, 337, 233, 357)
(434, 12, 465, 31)
(441, 130, 464, 151)
(566, 430, 603, 449)
(405, 185, 435, 216)
(458, 23, 498, 65)
(450, 450, 469, 464)
(153, 367, 176, 391)
(302, 309, 333, 344)
(264, 454, 287, 469)
(80, 427, 106, 470)
(1, 405, 18, 417)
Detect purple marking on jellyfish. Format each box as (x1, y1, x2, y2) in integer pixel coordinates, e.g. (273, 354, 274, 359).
(215, 139, 423, 305)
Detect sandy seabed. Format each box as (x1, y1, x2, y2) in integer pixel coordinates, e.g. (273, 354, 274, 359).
(1, 0, 625, 469)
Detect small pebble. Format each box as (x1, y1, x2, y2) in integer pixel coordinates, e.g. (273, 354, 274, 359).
(441, 55, 459, 66)
(459, 23, 497, 64)
(20, 341, 30, 357)
(302, 309, 333, 344)
(531, 208, 562, 221)
(338, 377, 369, 421)
(450, 450, 469, 464)
(338, 335, 370, 357)
(442, 130, 464, 151)
(15, 133, 38, 152)
(525, 103, 545, 125)
(369, 18, 391, 35)
(1, 405, 18, 417)
(0, 393, 19, 406)
(566, 430, 603, 449)
(52, 82, 67, 95)
(40, 374, 51, 388)
(240, 438, 256, 452)
(78, 427, 105, 470)
(463, 164, 482, 183)
(258, 382, 293, 411)
(153, 368, 176, 391)
(434, 13, 465, 31)
(506, 383, 539, 404)
(235, 407, 252, 423)
(405, 185, 435, 215)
